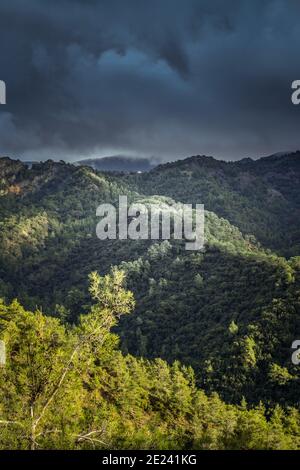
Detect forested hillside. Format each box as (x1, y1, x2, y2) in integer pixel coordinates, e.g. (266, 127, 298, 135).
(126, 152, 300, 256)
(1, 270, 300, 450)
(0, 153, 300, 428)
(75, 155, 155, 173)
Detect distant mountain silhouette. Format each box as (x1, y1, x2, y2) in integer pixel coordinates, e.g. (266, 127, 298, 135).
(75, 155, 155, 173)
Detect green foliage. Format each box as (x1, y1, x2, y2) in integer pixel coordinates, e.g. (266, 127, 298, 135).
(268, 363, 294, 386)
(1, 155, 300, 449)
(88, 268, 135, 317)
(1, 281, 300, 450)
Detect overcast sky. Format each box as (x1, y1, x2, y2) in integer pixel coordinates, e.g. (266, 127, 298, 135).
(0, 0, 300, 162)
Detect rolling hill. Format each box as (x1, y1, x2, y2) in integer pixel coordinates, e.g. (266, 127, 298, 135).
(0, 153, 299, 408)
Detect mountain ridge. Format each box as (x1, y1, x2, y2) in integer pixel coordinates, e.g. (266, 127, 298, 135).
(0, 152, 299, 408)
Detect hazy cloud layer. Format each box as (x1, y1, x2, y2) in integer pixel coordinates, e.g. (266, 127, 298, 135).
(0, 0, 300, 161)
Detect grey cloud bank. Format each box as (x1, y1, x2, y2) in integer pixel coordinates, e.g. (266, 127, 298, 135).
(0, 0, 300, 162)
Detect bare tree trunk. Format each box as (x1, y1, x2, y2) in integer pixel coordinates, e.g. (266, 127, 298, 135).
(30, 405, 36, 450)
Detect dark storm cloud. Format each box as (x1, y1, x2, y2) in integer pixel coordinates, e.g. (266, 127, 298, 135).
(0, 0, 300, 161)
